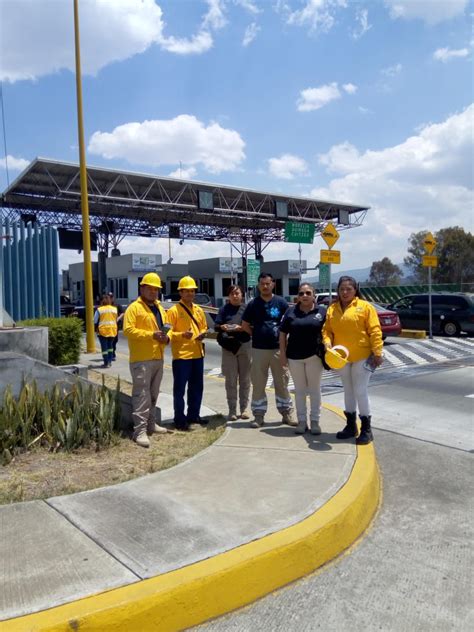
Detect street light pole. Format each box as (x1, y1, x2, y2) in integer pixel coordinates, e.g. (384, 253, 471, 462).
(73, 0, 95, 352)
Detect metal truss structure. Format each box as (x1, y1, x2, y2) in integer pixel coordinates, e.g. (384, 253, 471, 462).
(1, 158, 369, 256)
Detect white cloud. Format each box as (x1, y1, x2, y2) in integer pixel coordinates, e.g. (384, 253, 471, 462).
(358, 106, 373, 115)
(280, 0, 348, 33)
(384, 0, 468, 25)
(351, 8, 372, 40)
(0, 0, 225, 82)
(297, 82, 341, 111)
(202, 0, 227, 30)
(88, 114, 246, 174)
(0, 155, 30, 171)
(242, 22, 261, 46)
(433, 47, 470, 63)
(235, 0, 262, 14)
(297, 81, 356, 111)
(311, 105, 473, 267)
(168, 166, 198, 179)
(381, 63, 402, 77)
(342, 83, 357, 94)
(268, 154, 309, 179)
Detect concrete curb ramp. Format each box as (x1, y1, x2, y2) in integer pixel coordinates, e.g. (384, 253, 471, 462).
(3, 407, 380, 632)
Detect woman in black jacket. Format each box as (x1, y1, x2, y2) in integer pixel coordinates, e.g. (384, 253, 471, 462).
(279, 283, 327, 435)
(214, 285, 252, 421)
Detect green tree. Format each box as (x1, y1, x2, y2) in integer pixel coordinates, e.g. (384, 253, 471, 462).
(368, 257, 402, 286)
(404, 227, 474, 285)
(434, 227, 474, 284)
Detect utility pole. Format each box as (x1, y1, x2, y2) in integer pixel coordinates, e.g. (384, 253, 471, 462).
(73, 0, 95, 352)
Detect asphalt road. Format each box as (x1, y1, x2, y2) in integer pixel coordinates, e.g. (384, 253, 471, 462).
(198, 358, 474, 631)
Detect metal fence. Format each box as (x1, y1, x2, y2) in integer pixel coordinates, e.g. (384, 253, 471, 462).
(0, 218, 60, 321)
(359, 283, 473, 304)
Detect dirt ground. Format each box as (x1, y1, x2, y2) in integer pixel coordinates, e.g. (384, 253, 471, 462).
(0, 372, 225, 505)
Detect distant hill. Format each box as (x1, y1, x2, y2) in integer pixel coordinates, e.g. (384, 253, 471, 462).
(304, 263, 411, 286)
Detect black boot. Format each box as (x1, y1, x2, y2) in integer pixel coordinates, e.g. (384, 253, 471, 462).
(356, 415, 373, 445)
(336, 411, 357, 439)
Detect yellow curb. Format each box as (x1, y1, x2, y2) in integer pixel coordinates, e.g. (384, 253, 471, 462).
(3, 405, 381, 632)
(400, 329, 426, 339)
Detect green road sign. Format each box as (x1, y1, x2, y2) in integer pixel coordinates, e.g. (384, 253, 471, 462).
(284, 222, 315, 244)
(319, 263, 330, 288)
(247, 259, 261, 287)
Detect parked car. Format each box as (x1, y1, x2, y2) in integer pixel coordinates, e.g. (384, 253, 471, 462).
(386, 293, 474, 337)
(60, 295, 77, 317)
(163, 292, 213, 307)
(315, 292, 337, 306)
(370, 301, 402, 339)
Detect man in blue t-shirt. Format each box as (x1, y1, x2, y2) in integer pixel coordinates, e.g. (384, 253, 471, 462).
(242, 273, 296, 428)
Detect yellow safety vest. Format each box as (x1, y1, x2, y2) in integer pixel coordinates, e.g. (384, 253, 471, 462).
(97, 305, 118, 337)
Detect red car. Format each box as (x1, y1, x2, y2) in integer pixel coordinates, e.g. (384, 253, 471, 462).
(371, 302, 401, 339)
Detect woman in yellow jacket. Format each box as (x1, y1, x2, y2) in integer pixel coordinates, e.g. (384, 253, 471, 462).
(322, 276, 383, 445)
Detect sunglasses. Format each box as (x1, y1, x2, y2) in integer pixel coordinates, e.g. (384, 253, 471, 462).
(298, 291, 313, 297)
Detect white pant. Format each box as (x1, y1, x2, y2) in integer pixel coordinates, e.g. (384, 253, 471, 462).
(338, 359, 371, 416)
(288, 355, 323, 422)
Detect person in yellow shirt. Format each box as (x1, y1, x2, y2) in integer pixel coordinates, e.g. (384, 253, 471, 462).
(166, 276, 208, 431)
(322, 276, 383, 445)
(123, 272, 170, 448)
(94, 295, 118, 368)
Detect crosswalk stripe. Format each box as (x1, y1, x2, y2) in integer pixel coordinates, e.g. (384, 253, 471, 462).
(205, 338, 474, 385)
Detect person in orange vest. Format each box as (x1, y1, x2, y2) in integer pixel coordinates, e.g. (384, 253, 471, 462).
(94, 295, 118, 368)
(123, 272, 170, 448)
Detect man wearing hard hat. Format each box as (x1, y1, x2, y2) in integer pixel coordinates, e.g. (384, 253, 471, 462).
(123, 272, 170, 448)
(166, 276, 208, 431)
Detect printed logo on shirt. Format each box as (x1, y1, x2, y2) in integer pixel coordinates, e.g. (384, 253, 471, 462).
(314, 313, 323, 321)
(267, 306, 281, 319)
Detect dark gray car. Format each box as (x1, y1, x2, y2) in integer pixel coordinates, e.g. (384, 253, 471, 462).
(387, 292, 474, 337)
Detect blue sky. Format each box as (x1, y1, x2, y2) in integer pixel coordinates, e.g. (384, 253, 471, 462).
(1, 0, 472, 275)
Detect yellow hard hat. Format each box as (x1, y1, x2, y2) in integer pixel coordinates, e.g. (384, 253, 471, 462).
(140, 272, 162, 288)
(325, 345, 349, 370)
(178, 276, 198, 290)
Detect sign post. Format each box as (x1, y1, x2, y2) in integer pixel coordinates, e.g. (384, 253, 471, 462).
(422, 232, 438, 340)
(320, 223, 340, 295)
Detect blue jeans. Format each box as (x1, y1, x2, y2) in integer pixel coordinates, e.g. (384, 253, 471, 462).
(172, 358, 204, 425)
(98, 335, 114, 366)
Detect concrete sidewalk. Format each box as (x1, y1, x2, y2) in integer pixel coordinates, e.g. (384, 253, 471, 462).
(0, 347, 379, 630)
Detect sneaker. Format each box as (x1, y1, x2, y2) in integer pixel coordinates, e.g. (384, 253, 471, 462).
(147, 424, 168, 435)
(310, 421, 322, 435)
(135, 432, 150, 448)
(240, 410, 250, 420)
(175, 422, 190, 431)
(281, 411, 297, 427)
(250, 414, 264, 428)
(227, 413, 238, 421)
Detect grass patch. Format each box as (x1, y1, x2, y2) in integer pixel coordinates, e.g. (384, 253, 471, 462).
(0, 371, 225, 505)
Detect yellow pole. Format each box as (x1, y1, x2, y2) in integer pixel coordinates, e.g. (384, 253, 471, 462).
(73, 0, 95, 352)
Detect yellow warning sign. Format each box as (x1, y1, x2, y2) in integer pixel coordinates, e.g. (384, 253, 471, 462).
(320, 249, 341, 264)
(321, 223, 340, 249)
(423, 232, 437, 255)
(422, 255, 438, 267)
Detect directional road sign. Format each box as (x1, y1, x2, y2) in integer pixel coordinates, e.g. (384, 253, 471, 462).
(422, 255, 438, 267)
(321, 223, 340, 249)
(423, 232, 437, 255)
(285, 222, 315, 244)
(247, 259, 261, 286)
(320, 249, 341, 264)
